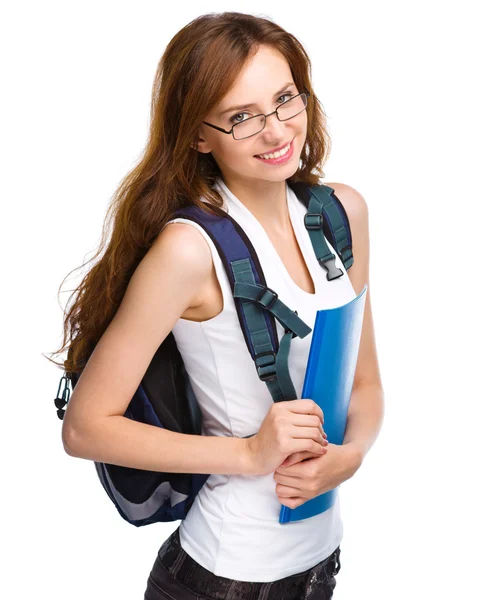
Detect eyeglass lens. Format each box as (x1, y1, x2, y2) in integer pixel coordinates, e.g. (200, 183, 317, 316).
(232, 93, 308, 140)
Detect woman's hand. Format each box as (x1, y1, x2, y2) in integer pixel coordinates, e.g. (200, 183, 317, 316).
(245, 399, 328, 476)
(273, 442, 362, 509)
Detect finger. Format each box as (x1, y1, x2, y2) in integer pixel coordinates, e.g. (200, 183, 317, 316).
(277, 483, 304, 497)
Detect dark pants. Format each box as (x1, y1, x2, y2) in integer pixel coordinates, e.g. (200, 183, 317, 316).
(144, 526, 341, 600)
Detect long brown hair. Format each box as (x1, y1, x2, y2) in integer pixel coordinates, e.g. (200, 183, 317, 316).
(44, 11, 332, 375)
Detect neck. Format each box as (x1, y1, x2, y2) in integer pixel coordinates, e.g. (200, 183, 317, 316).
(220, 176, 290, 234)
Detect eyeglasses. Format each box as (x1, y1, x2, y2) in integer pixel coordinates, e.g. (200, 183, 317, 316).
(202, 91, 310, 140)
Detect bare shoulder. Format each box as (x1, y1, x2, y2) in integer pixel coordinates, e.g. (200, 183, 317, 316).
(323, 182, 370, 295)
(323, 182, 368, 230)
(154, 221, 213, 266)
(151, 221, 214, 307)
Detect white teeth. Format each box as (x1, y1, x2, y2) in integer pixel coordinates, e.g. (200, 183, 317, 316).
(258, 141, 291, 160)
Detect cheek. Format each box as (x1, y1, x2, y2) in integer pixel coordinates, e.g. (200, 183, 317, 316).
(209, 139, 235, 166)
(220, 140, 255, 164)
(297, 123, 308, 150)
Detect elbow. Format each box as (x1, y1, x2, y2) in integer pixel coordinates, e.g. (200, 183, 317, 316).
(62, 425, 83, 457)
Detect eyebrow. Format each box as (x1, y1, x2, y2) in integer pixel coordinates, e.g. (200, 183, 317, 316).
(219, 82, 295, 117)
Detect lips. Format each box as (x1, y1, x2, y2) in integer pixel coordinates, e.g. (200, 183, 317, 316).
(254, 139, 292, 157)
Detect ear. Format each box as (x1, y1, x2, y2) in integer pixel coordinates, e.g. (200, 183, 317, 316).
(191, 126, 213, 154)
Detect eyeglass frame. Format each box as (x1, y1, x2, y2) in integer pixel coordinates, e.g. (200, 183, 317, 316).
(201, 91, 311, 140)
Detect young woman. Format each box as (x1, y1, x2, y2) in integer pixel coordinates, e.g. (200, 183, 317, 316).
(52, 11, 384, 600)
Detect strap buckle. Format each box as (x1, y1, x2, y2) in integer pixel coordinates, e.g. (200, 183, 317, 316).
(319, 256, 344, 281)
(304, 213, 323, 230)
(338, 244, 352, 262)
(255, 286, 278, 310)
(254, 350, 277, 382)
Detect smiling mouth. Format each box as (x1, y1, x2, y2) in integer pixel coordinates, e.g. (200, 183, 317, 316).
(254, 138, 293, 159)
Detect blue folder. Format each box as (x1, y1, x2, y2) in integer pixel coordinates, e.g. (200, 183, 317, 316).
(279, 284, 368, 524)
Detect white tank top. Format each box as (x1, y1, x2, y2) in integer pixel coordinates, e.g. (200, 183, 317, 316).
(163, 176, 357, 582)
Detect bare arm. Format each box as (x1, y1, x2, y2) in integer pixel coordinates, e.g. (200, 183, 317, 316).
(62, 222, 256, 476)
(65, 415, 254, 475)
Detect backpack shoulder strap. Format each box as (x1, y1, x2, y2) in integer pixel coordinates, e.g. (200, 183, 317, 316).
(172, 205, 311, 406)
(289, 182, 354, 275)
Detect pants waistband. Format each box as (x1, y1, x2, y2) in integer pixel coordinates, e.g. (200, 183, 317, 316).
(157, 526, 341, 600)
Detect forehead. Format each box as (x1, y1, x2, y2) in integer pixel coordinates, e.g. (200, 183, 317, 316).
(218, 46, 295, 112)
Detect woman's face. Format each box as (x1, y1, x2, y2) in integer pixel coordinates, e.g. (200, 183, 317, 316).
(195, 45, 308, 187)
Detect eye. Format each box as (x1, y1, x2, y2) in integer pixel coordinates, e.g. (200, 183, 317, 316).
(229, 111, 249, 125)
(229, 92, 294, 124)
(277, 92, 293, 104)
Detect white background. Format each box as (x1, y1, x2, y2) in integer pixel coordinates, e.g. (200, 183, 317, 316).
(2, 1, 479, 598)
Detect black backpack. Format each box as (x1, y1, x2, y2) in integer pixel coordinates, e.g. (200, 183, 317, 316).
(54, 182, 353, 527)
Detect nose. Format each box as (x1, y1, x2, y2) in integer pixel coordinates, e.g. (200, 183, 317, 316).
(261, 110, 288, 142)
